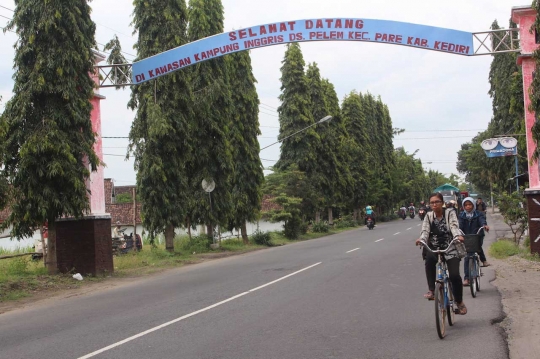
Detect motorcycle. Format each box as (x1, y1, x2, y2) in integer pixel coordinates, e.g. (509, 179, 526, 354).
(409, 209, 415, 219)
(400, 210, 406, 220)
(112, 229, 143, 255)
(418, 209, 426, 221)
(366, 217, 375, 230)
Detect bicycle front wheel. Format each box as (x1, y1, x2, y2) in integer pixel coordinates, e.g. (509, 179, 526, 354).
(469, 257, 477, 298)
(446, 281, 456, 326)
(434, 282, 446, 339)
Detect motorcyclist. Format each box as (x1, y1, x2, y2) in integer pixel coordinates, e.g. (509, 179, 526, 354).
(365, 205, 376, 225)
(408, 202, 416, 216)
(399, 205, 407, 218)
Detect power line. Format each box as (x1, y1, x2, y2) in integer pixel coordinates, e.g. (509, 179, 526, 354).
(0, 14, 11, 20)
(96, 42, 136, 59)
(103, 136, 129, 139)
(0, 5, 14, 12)
(394, 136, 476, 140)
(259, 110, 279, 118)
(399, 129, 485, 133)
(94, 22, 133, 39)
(260, 102, 278, 110)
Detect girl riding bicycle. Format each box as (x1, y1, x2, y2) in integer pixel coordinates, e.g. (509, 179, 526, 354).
(459, 197, 490, 286)
(415, 193, 467, 315)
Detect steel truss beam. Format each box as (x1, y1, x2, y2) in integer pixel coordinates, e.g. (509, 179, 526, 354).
(472, 28, 521, 56)
(96, 63, 133, 88)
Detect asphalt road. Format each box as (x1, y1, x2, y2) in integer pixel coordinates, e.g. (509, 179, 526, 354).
(0, 218, 507, 359)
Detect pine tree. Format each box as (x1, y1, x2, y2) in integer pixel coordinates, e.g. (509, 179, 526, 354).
(187, 0, 233, 239)
(226, 51, 264, 243)
(0, 0, 99, 273)
(275, 43, 319, 174)
(129, 0, 193, 251)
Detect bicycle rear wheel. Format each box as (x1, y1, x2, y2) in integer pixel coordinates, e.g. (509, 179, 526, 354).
(434, 282, 446, 339)
(477, 263, 482, 291)
(469, 257, 477, 298)
(446, 281, 456, 326)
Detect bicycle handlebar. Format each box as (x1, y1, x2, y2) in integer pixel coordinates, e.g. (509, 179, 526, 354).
(457, 227, 486, 236)
(418, 237, 460, 254)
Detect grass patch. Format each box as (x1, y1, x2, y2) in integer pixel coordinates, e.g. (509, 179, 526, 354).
(490, 239, 521, 259)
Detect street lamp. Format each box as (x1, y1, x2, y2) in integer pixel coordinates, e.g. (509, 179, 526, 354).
(260, 115, 332, 151)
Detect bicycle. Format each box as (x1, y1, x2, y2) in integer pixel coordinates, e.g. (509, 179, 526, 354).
(461, 228, 486, 298)
(418, 237, 460, 339)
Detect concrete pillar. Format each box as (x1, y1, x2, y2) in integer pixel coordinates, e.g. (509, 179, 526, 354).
(513, 6, 540, 254)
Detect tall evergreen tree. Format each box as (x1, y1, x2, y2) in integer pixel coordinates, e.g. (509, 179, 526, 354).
(321, 78, 353, 219)
(342, 92, 369, 218)
(305, 63, 331, 222)
(187, 0, 233, 238)
(0, 0, 99, 273)
(226, 51, 264, 243)
(275, 43, 319, 174)
(129, 0, 193, 251)
(103, 35, 132, 89)
(458, 19, 525, 194)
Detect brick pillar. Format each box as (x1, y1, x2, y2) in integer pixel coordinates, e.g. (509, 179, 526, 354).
(513, 6, 540, 254)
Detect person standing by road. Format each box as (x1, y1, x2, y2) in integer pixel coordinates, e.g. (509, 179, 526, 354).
(459, 197, 490, 286)
(415, 193, 467, 315)
(476, 197, 487, 213)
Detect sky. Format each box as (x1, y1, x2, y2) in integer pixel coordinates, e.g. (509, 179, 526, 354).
(0, 0, 527, 187)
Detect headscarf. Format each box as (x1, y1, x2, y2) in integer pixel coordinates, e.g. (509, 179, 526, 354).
(462, 197, 476, 218)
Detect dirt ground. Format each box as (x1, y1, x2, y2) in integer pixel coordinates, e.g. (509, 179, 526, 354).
(487, 210, 540, 359)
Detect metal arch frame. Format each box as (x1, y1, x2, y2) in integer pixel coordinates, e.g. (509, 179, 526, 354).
(96, 63, 133, 88)
(472, 28, 520, 56)
(95, 28, 522, 88)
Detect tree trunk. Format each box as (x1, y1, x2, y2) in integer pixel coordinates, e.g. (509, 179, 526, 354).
(353, 208, 358, 221)
(47, 220, 57, 274)
(165, 224, 175, 252)
(186, 217, 192, 240)
(241, 222, 249, 244)
(206, 224, 214, 240)
(327, 207, 333, 225)
(40, 226, 47, 267)
(315, 210, 321, 223)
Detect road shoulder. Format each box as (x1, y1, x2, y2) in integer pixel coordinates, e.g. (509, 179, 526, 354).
(487, 209, 540, 359)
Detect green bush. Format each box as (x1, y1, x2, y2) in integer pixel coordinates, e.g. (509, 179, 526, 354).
(312, 222, 329, 233)
(250, 230, 272, 246)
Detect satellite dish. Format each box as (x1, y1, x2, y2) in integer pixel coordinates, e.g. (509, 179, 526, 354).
(202, 178, 216, 193)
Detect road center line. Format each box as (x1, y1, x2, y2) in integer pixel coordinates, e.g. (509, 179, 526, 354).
(393, 232, 401, 236)
(417, 224, 421, 226)
(375, 238, 384, 242)
(347, 248, 360, 253)
(407, 227, 412, 230)
(77, 262, 322, 359)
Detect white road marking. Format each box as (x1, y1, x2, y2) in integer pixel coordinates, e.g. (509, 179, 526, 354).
(407, 227, 412, 230)
(393, 232, 401, 236)
(78, 262, 322, 358)
(347, 248, 360, 253)
(375, 238, 384, 242)
(417, 224, 421, 226)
